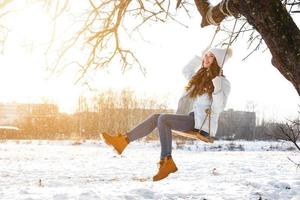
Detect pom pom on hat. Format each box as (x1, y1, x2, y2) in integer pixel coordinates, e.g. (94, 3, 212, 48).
(203, 47, 233, 68)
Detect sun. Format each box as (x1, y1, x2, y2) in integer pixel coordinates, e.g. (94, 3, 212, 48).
(0, 2, 76, 112)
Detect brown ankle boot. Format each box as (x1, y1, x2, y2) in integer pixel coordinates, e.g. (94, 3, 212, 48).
(101, 133, 129, 155)
(153, 156, 178, 181)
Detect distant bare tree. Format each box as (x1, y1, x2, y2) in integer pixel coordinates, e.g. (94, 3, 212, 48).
(269, 115, 300, 167)
(273, 120, 300, 151)
(94, 88, 170, 137)
(245, 101, 257, 113)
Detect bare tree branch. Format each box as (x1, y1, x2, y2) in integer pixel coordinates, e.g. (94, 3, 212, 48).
(46, 0, 195, 83)
(273, 121, 300, 151)
(287, 157, 300, 168)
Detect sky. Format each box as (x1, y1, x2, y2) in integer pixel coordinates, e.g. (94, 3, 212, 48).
(0, 1, 299, 122)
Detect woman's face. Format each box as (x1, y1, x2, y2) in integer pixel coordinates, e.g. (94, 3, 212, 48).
(203, 51, 215, 68)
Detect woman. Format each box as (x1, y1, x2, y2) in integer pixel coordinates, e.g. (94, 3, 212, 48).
(101, 48, 231, 181)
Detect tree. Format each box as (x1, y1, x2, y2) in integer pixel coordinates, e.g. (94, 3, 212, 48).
(273, 120, 300, 151)
(55, 0, 298, 94)
(269, 117, 300, 167)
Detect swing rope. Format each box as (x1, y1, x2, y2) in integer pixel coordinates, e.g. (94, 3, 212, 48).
(221, 18, 238, 67)
(209, 25, 220, 48)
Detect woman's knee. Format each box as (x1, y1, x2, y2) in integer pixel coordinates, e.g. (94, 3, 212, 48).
(150, 113, 160, 121)
(158, 114, 169, 126)
(148, 113, 160, 125)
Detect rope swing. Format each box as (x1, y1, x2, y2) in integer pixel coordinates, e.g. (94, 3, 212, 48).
(172, 5, 239, 143)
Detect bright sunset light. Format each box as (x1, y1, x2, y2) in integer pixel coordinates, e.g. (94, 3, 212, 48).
(0, 1, 299, 200)
(0, 1, 298, 121)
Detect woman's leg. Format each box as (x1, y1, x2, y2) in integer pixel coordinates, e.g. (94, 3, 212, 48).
(108, 112, 194, 158)
(126, 114, 160, 142)
(157, 113, 195, 159)
(152, 113, 195, 181)
(102, 113, 161, 155)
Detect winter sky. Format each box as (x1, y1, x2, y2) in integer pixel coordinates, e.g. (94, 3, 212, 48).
(0, 1, 299, 122)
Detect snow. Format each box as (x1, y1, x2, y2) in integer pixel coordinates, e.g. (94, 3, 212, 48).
(0, 140, 299, 200)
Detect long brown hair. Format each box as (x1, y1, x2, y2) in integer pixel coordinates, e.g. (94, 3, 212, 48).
(185, 58, 221, 98)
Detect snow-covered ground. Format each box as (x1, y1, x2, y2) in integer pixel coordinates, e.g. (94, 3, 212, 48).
(0, 140, 299, 200)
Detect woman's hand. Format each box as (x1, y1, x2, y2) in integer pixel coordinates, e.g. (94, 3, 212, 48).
(219, 68, 223, 76)
(205, 108, 211, 114)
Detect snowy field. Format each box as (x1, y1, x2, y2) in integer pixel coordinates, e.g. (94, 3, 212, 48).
(0, 140, 299, 200)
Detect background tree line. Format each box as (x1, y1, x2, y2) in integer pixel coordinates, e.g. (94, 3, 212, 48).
(1, 88, 298, 142)
(2, 88, 170, 139)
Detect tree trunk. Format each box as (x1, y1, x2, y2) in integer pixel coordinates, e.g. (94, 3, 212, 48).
(195, 0, 300, 95)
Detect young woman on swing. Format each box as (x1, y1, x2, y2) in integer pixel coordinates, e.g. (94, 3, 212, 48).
(102, 47, 231, 181)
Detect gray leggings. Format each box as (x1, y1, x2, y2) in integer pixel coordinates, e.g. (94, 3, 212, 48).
(126, 113, 195, 159)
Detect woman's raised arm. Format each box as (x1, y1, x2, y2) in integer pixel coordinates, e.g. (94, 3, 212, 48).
(182, 55, 202, 80)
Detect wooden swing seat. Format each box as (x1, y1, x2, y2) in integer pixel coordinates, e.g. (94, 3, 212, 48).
(172, 130, 214, 143)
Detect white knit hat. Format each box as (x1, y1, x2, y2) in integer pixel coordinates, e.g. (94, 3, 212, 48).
(204, 47, 233, 67)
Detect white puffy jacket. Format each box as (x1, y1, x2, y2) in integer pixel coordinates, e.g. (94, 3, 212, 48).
(176, 55, 231, 137)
